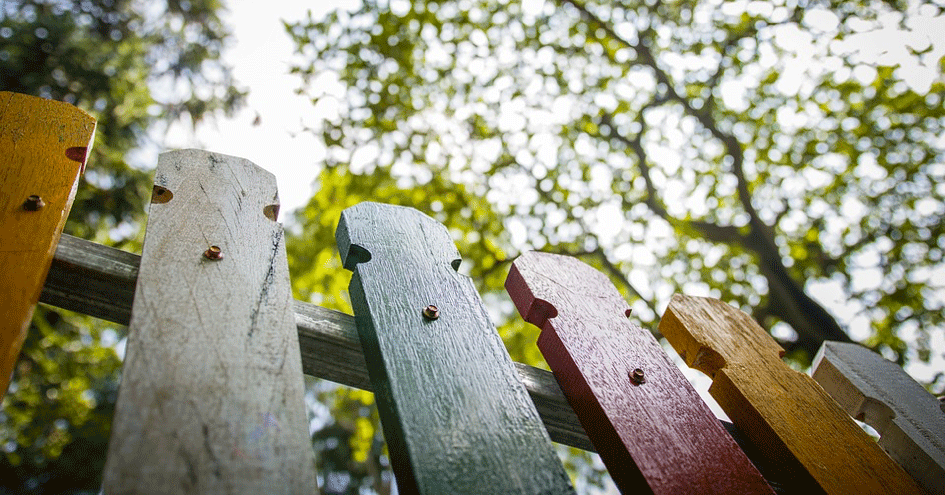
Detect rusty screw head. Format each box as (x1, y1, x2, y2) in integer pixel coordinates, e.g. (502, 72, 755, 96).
(203, 245, 223, 260)
(23, 195, 45, 211)
(629, 368, 646, 385)
(422, 305, 439, 320)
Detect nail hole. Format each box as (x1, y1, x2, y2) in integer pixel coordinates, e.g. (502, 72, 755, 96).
(264, 204, 280, 221)
(152, 185, 173, 204)
(23, 195, 46, 211)
(65, 146, 88, 163)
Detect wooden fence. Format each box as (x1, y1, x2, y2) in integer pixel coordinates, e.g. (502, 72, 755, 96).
(2, 92, 943, 494)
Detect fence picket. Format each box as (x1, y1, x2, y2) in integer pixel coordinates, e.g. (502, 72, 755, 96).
(336, 202, 574, 494)
(813, 341, 945, 494)
(505, 252, 774, 494)
(0, 91, 95, 396)
(660, 294, 925, 495)
(40, 233, 596, 451)
(4, 97, 937, 493)
(101, 150, 317, 494)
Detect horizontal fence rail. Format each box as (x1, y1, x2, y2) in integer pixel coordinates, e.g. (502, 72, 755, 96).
(8, 95, 936, 494)
(39, 233, 594, 451)
(41, 233, 803, 491)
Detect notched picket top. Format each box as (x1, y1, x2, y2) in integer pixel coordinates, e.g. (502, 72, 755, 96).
(337, 201, 461, 271)
(506, 252, 773, 495)
(102, 150, 316, 494)
(813, 341, 945, 495)
(0, 91, 95, 396)
(337, 202, 574, 495)
(660, 294, 926, 495)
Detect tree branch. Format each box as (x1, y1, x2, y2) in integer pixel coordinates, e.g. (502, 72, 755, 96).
(559, 0, 767, 237)
(556, 0, 854, 355)
(509, 151, 661, 320)
(598, 109, 746, 246)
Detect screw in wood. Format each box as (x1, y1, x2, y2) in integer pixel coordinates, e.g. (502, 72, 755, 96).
(629, 368, 646, 385)
(23, 195, 45, 211)
(422, 305, 439, 320)
(203, 245, 224, 260)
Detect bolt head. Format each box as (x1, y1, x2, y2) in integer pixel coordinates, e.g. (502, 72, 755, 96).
(629, 368, 646, 385)
(422, 305, 439, 320)
(23, 195, 45, 211)
(203, 245, 223, 260)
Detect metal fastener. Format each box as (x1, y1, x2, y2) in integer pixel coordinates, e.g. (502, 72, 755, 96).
(629, 368, 646, 385)
(422, 305, 439, 320)
(203, 245, 224, 260)
(23, 195, 45, 211)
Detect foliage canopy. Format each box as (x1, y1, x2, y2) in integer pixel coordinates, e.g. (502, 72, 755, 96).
(285, 1, 945, 490)
(288, 0, 944, 363)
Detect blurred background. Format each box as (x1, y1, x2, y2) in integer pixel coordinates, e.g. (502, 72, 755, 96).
(1, 0, 943, 493)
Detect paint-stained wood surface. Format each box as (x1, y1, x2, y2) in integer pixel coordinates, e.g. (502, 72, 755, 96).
(660, 294, 925, 495)
(38, 233, 596, 452)
(506, 252, 773, 494)
(40, 234, 807, 488)
(813, 341, 945, 494)
(337, 202, 574, 495)
(0, 92, 95, 396)
(102, 150, 317, 494)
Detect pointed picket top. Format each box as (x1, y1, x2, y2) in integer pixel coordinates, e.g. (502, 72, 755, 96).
(813, 341, 945, 494)
(661, 294, 925, 495)
(0, 92, 95, 396)
(507, 252, 773, 494)
(337, 202, 574, 495)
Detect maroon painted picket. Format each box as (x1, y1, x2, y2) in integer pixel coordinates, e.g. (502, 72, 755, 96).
(506, 251, 774, 495)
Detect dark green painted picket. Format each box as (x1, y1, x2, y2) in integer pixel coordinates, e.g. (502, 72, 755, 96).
(336, 202, 575, 495)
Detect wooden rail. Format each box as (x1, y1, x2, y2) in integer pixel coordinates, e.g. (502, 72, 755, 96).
(7, 93, 945, 495)
(9, 93, 937, 495)
(40, 233, 593, 451)
(39, 232, 798, 491)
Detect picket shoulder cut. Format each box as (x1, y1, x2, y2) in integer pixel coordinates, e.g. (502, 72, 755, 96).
(0, 91, 95, 395)
(660, 294, 926, 495)
(101, 150, 318, 494)
(507, 251, 774, 494)
(337, 202, 575, 494)
(40, 233, 803, 489)
(813, 341, 945, 495)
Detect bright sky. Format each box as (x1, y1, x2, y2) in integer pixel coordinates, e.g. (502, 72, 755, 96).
(164, 0, 356, 220)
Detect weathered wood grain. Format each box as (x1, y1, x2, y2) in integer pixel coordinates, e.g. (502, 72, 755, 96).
(40, 233, 139, 325)
(44, 234, 795, 491)
(39, 234, 805, 487)
(337, 202, 574, 494)
(0, 91, 95, 396)
(660, 294, 925, 495)
(39, 234, 595, 452)
(102, 150, 317, 494)
(506, 251, 774, 494)
(813, 341, 945, 494)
